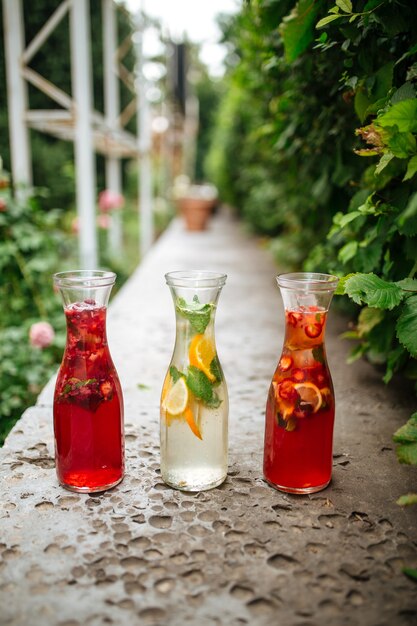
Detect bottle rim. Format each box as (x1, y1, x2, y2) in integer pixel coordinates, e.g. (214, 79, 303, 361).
(277, 272, 339, 292)
(165, 270, 227, 288)
(53, 270, 116, 288)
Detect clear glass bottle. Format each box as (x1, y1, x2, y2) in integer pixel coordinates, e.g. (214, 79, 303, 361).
(263, 272, 339, 494)
(53, 270, 124, 493)
(160, 271, 228, 491)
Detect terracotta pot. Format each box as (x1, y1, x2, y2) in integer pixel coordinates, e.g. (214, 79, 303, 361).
(178, 197, 214, 231)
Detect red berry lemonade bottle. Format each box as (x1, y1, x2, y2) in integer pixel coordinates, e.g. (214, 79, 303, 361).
(53, 271, 124, 492)
(263, 272, 339, 494)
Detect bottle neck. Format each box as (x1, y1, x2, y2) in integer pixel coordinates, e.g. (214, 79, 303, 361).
(171, 288, 219, 337)
(64, 303, 109, 353)
(282, 307, 328, 351)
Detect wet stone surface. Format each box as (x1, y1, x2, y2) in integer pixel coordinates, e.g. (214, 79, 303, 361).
(1, 214, 416, 625)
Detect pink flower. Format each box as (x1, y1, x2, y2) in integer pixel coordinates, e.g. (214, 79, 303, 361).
(71, 216, 79, 234)
(97, 214, 110, 229)
(29, 322, 55, 349)
(98, 189, 124, 213)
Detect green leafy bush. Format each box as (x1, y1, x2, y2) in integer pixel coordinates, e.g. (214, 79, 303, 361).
(208, 0, 417, 491)
(0, 174, 71, 443)
(306, 2, 417, 481)
(207, 0, 361, 265)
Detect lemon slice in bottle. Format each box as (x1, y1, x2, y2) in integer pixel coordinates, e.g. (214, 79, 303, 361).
(293, 382, 322, 413)
(163, 377, 189, 415)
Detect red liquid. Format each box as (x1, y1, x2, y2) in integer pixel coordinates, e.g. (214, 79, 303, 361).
(263, 308, 335, 493)
(53, 302, 124, 492)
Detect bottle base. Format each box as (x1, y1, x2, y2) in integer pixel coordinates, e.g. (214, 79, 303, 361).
(59, 474, 124, 494)
(161, 469, 227, 492)
(264, 476, 331, 495)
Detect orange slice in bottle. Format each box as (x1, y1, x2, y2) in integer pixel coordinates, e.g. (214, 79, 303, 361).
(189, 334, 216, 382)
(293, 382, 322, 413)
(184, 406, 202, 440)
(161, 373, 172, 404)
(160, 375, 172, 423)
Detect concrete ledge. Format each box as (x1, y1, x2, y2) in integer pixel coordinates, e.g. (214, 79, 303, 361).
(1, 213, 416, 625)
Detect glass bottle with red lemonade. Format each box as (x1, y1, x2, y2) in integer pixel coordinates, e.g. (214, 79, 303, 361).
(263, 272, 339, 494)
(53, 270, 124, 493)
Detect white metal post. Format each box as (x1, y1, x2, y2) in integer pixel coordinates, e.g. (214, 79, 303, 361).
(102, 0, 122, 257)
(70, 0, 98, 269)
(135, 13, 153, 258)
(3, 0, 32, 187)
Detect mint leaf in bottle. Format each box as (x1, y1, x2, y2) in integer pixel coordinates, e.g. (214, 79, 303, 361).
(176, 297, 213, 334)
(312, 346, 325, 365)
(186, 366, 221, 409)
(209, 355, 223, 384)
(169, 365, 184, 383)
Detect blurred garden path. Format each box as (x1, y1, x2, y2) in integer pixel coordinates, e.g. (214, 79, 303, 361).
(0, 209, 416, 625)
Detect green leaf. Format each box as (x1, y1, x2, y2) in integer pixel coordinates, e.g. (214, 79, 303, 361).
(316, 14, 342, 29)
(357, 307, 385, 337)
(396, 443, 417, 464)
(393, 413, 417, 444)
(373, 62, 394, 102)
(396, 278, 417, 292)
(398, 192, 417, 235)
(397, 493, 417, 506)
(357, 194, 378, 215)
(391, 83, 416, 105)
(334, 273, 356, 295)
(336, 0, 352, 12)
(383, 345, 407, 384)
(396, 295, 417, 357)
(357, 240, 383, 273)
(375, 153, 395, 176)
(60, 378, 98, 396)
(169, 365, 184, 384)
(344, 273, 404, 309)
(176, 297, 213, 334)
(358, 198, 394, 216)
(388, 132, 416, 158)
(186, 366, 221, 408)
(377, 99, 417, 133)
(280, 0, 320, 63)
(403, 567, 417, 581)
(340, 210, 362, 227)
(347, 343, 367, 364)
(403, 155, 417, 181)
(328, 211, 362, 238)
(209, 356, 223, 383)
(355, 89, 371, 123)
(312, 345, 325, 364)
(340, 330, 360, 340)
(137, 383, 150, 390)
(338, 240, 358, 264)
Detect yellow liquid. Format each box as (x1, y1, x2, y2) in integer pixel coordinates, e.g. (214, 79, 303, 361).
(160, 386, 228, 491)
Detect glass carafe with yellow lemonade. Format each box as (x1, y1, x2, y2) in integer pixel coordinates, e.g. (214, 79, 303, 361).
(160, 271, 228, 491)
